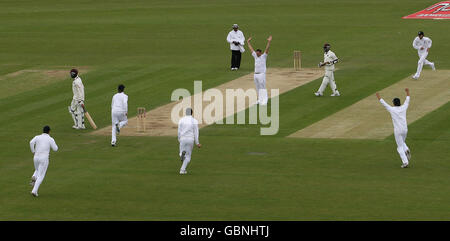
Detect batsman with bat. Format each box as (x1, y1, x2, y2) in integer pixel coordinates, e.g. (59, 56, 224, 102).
(315, 43, 340, 97)
(68, 69, 86, 129)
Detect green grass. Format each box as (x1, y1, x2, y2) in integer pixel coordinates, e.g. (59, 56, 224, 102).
(0, 0, 449, 220)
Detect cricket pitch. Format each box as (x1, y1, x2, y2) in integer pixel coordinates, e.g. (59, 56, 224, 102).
(288, 70, 450, 139)
(92, 67, 324, 136)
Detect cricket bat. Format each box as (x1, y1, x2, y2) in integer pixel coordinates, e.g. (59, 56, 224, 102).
(81, 104, 98, 129)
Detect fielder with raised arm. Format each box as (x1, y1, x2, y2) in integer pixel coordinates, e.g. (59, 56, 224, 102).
(315, 43, 340, 97)
(412, 31, 435, 79)
(376, 88, 411, 168)
(68, 69, 86, 129)
(29, 126, 58, 197)
(247, 35, 272, 105)
(111, 84, 128, 147)
(178, 108, 201, 175)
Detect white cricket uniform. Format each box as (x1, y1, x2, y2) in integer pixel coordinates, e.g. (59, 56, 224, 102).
(379, 96, 410, 165)
(412, 36, 434, 78)
(252, 51, 268, 105)
(317, 50, 339, 95)
(69, 76, 85, 128)
(226, 30, 245, 52)
(178, 115, 199, 173)
(29, 133, 58, 195)
(111, 92, 128, 145)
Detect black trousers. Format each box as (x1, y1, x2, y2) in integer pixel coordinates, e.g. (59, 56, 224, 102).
(231, 50, 242, 69)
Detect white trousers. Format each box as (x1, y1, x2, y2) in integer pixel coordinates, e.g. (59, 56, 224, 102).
(179, 138, 194, 172)
(111, 111, 128, 144)
(394, 129, 409, 165)
(317, 70, 338, 94)
(254, 73, 268, 105)
(414, 52, 433, 78)
(31, 155, 49, 195)
(69, 99, 85, 128)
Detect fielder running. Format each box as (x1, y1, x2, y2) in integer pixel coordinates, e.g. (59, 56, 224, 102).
(246, 35, 272, 105)
(178, 108, 201, 174)
(68, 69, 86, 129)
(412, 31, 435, 79)
(111, 84, 128, 147)
(29, 126, 58, 197)
(376, 88, 411, 168)
(315, 43, 340, 97)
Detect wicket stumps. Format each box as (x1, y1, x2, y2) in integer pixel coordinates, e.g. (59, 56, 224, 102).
(137, 107, 146, 132)
(293, 51, 301, 71)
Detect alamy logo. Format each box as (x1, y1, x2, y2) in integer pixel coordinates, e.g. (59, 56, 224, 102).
(170, 81, 279, 135)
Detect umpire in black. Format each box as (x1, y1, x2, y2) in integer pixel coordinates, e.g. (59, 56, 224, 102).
(226, 24, 245, 70)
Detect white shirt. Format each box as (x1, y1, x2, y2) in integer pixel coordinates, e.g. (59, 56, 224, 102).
(72, 76, 85, 101)
(380, 96, 410, 133)
(324, 50, 338, 71)
(226, 30, 245, 51)
(111, 92, 128, 113)
(178, 115, 199, 144)
(252, 52, 267, 74)
(413, 36, 432, 55)
(30, 133, 58, 158)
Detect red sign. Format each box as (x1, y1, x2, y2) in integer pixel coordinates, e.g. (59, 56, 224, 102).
(403, 1, 450, 19)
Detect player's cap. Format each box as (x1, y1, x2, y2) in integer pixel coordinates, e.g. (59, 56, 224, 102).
(324, 43, 331, 47)
(118, 84, 125, 92)
(418, 31, 424, 36)
(43, 125, 51, 133)
(232, 24, 239, 28)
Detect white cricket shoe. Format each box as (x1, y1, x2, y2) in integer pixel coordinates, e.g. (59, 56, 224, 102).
(179, 170, 187, 175)
(111, 142, 116, 147)
(314, 92, 323, 97)
(412, 75, 419, 80)
(72, 125, 78, 129)
(431, 63, 436, 71)
(31, 192, 38, 197)
(401, 163, 409, 168)
(331, 91, 340, 96)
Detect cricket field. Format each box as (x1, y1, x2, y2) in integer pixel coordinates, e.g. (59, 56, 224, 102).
(0, 0, 449, 220)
